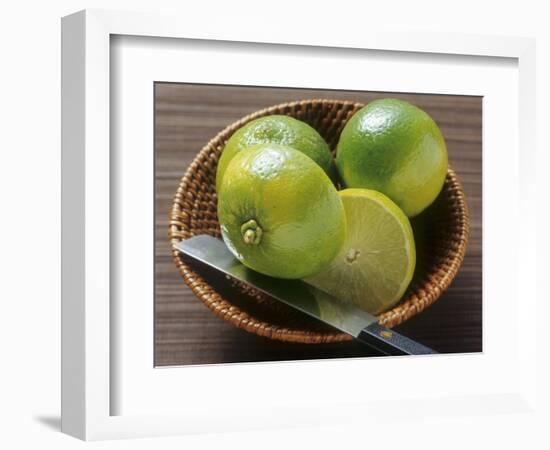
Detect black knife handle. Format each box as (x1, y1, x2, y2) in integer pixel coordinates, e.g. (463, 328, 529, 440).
(357, 322, 437, 356)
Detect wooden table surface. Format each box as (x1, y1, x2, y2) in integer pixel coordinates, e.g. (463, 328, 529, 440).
(154, 83, 482, 366)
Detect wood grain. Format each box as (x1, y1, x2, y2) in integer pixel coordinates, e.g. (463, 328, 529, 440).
(154, 83, 482, 366)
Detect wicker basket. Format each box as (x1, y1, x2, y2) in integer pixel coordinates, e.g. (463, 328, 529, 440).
(169, 99, 469, 344)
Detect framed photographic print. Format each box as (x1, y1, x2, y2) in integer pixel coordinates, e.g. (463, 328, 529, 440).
(61, 9, 538, 441)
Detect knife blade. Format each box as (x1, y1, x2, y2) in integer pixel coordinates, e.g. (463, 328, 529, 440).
(175, 235, 436, 356)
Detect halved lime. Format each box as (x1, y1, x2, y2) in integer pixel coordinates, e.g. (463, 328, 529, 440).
(305, 188, 416, 315)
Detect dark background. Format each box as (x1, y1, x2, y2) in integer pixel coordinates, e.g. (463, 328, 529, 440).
(154, 83, 482, 366)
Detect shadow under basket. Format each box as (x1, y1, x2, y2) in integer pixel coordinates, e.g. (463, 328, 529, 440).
(169, 99, 470, 344)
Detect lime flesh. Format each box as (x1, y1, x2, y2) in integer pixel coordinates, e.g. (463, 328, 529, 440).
(305, 188, 416, 315)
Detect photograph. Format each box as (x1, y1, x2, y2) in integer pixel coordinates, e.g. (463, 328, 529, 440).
(154, 83, 482, 366)
(0, 0, 542, 446)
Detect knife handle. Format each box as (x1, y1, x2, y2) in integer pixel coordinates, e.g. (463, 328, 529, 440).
(357, 322, 437, 356)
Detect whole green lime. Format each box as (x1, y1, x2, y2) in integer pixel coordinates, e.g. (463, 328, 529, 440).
(217, 143, 346, 279)
(336, 99, 448, 217)
(216, 115, 334, 193)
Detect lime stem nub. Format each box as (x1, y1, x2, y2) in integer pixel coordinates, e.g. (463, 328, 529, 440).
(243, 229, 256, 244)
(240, 219, 263, 245)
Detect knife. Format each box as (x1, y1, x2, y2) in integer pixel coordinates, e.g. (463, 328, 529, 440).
(175, 235, 436, 356)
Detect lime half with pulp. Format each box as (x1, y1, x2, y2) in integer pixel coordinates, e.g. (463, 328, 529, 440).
(305, 188, 416, 315)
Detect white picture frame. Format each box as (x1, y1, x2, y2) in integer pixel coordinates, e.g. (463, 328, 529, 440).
(61, 9, 538, 441)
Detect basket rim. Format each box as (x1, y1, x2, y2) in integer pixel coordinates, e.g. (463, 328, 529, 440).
(168, 98, 470, 344)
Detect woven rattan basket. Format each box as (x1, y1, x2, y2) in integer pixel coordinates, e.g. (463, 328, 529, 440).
(169, 99, 469, 344)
